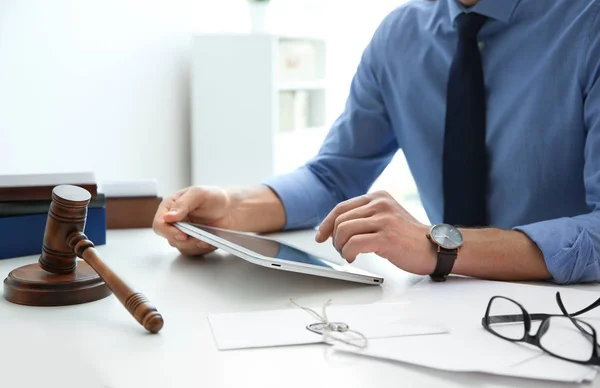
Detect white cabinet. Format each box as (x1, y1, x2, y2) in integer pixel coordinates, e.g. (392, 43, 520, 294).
(191, 33, 329, 187)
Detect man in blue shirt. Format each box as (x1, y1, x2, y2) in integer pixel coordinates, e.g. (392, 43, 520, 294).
(154, 0, 600, 284)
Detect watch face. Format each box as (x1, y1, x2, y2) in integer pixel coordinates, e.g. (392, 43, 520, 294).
(430, 224, 463, 249)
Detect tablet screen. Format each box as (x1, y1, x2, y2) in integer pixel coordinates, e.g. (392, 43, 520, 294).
(191, 224, 333, 268)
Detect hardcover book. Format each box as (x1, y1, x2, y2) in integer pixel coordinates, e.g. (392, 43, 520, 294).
(0, 172, 97, 202)
(0, 207, 106, 260)
(0, 194, 106, 217)
(106, 196, 162, 229)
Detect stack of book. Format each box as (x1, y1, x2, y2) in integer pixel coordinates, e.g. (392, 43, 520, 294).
(0, 172, 107, 260)
(98, 179, 162, 229)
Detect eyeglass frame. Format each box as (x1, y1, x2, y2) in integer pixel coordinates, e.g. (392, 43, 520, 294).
(481, 292, 600, 367)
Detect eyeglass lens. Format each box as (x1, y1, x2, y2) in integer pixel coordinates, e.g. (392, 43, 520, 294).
(487, 297, 526, 340)
(539, 316, 594, 362)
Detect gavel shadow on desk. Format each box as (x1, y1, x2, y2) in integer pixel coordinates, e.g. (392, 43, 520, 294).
(2, 185, 164, 334)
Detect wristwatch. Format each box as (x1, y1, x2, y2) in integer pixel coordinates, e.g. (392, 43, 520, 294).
(426, 223, 464, 282)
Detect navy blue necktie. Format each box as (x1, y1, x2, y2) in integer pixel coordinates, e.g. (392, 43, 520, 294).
(443, 12, 488, 227)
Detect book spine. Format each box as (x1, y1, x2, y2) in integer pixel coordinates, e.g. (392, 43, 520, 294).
(0, 207, 106, 260)
(0, 194, 106, 217)
(0, 184, 98, 202)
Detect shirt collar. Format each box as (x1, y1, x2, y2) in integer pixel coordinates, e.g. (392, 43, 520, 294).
(448, 0, 521, 23)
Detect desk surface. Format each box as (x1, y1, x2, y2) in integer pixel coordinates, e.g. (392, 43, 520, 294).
(0, 229, 598, 388)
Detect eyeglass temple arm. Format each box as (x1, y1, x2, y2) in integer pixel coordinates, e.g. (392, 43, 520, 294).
(486, 293, 600, 324)
(556, 292, 600, 352)
(482, 313, 550, 325)
(556, 292, 600, 317)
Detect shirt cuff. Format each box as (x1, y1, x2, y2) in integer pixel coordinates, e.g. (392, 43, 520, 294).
(262, 167, 334, 230)
(514, 218, 600, 284)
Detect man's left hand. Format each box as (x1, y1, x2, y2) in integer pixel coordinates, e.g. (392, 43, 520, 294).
(315, 191, 435, 275)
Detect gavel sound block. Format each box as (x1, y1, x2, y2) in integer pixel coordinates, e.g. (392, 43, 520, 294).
(2, 185, 164, 334)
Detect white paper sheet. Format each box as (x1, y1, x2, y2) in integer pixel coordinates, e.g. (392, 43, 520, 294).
(337, 279, 600, 383)
(208, 302, 448, 350)
(339, 328, 539, 372)
(401, 278, 600, 333)
(337, 329, 595, 383)
(491, 352, 597, 383)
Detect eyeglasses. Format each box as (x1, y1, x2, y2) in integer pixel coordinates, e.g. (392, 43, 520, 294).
(481, 292, 600, 366)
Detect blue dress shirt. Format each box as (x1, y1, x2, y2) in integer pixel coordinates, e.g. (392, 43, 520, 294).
(264, 0, 600, 284)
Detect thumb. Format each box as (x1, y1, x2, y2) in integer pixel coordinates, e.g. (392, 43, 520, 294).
(163, 189, 206, 222)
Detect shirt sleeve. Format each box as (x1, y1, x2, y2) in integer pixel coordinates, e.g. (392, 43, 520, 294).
(263, 15, 400, 230)
(514, 10, 600, 284)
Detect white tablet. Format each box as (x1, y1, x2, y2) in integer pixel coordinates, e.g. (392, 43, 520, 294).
(174, 222, 384, 285)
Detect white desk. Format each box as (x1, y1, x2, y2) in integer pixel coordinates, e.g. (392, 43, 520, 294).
(0, 229, 597, 388)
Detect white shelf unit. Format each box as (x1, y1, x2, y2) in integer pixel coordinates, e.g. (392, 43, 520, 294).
(191, 33, 329, 187)
(278, 80, 327, 91)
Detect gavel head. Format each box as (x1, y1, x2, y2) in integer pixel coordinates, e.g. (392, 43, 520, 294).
(38, 185, 91, 274)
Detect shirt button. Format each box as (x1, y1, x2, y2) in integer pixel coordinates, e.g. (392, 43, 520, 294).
(478, 41, 486, 50)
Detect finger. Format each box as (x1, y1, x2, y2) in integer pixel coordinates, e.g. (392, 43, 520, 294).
(153, 196, 174, 231)
(341, 234, 379, 263)
(163, 188, 208, 223)
(169, 239, 216, 256)
(169, 238, 213, 250)
(332, 204, 376, 241)
(172, 188, 188, 201)
(168, 239, 212, 249)
(316, 196, 371, 242)
(153, 197, 189, 241)
(180, 244, 217, 256)
(178, 245, 214, 256)
(333, 218, 379, 253)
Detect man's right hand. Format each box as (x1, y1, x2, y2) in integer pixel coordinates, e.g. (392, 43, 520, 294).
(152, 186, 236, 256)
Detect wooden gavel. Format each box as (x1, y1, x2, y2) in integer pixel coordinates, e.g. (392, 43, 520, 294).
(3, 185, 164, 334)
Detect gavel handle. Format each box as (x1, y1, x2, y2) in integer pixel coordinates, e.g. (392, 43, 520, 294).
(67, 232, 164, 334)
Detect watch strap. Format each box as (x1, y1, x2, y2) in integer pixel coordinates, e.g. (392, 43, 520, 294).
(429, 248, 457, 282)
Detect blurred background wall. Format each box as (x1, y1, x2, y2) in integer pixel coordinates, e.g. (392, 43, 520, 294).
(0, 0, 424, 220)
